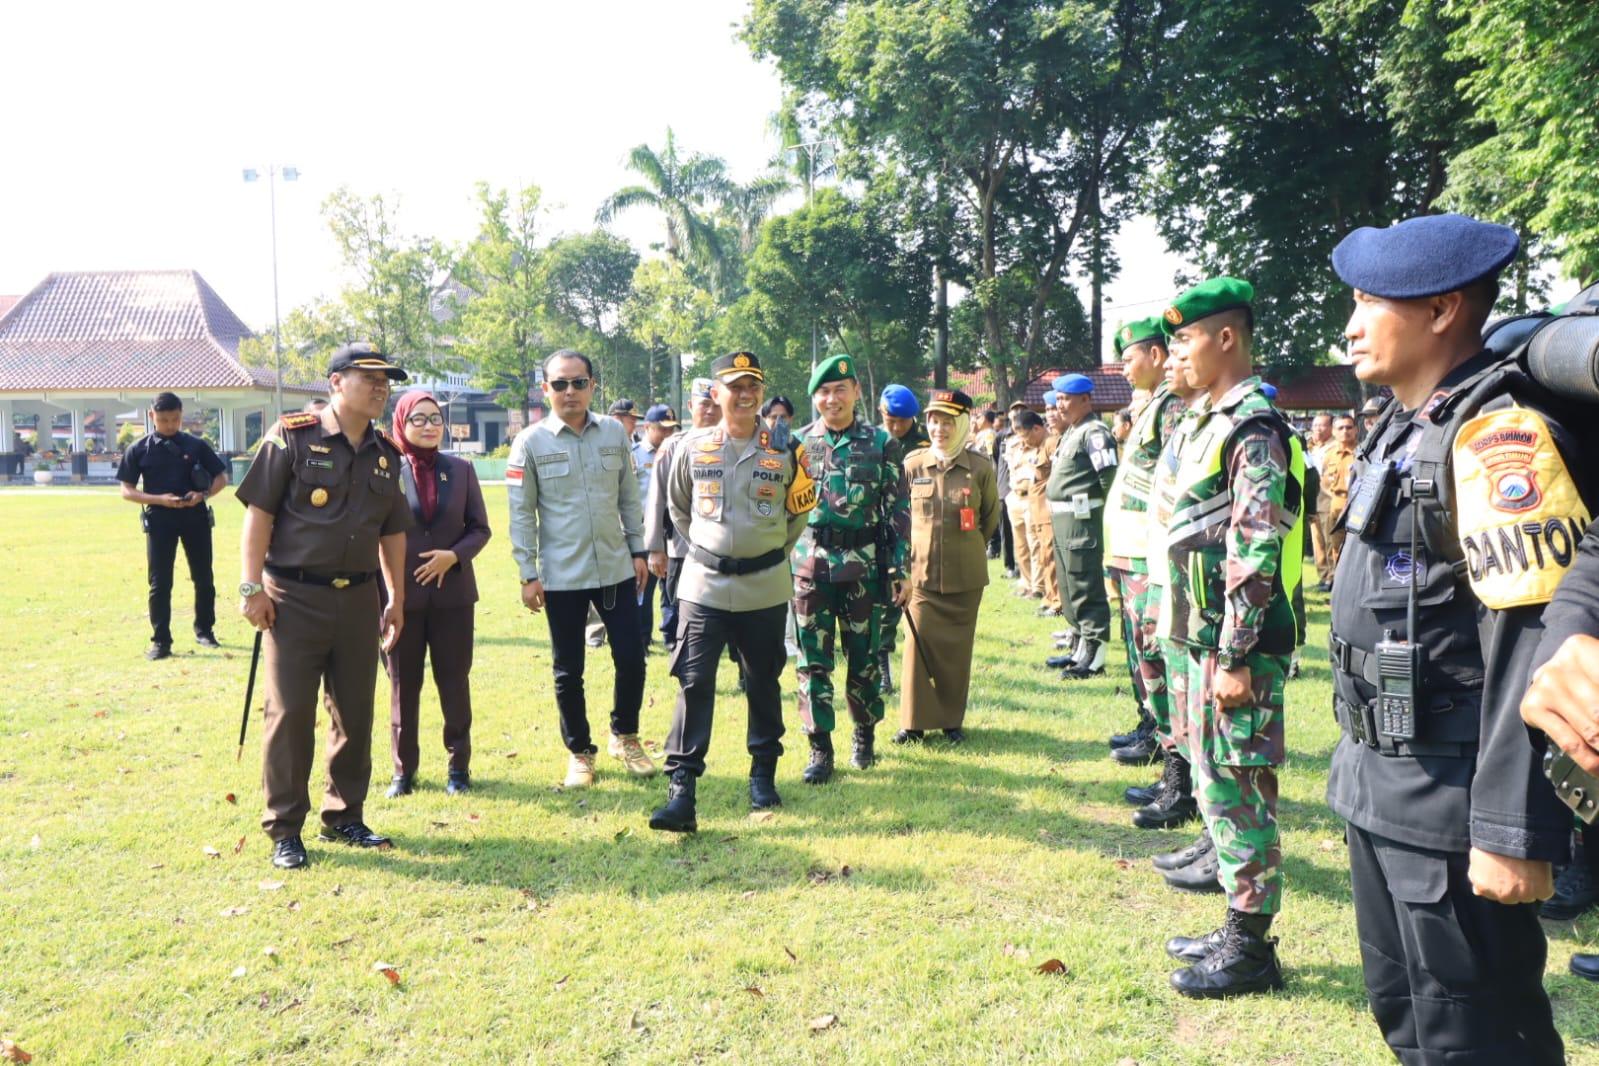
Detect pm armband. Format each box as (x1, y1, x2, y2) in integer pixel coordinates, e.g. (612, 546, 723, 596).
(1454, 407, 1591, 610)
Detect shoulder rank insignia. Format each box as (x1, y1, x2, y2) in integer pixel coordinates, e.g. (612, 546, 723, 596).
(280, 412, 320, 430)
(308, 443, 332, 454)
(1453, 406, 1591, 610)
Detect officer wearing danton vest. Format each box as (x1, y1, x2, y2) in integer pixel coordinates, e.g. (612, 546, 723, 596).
(1327, 215, 1589, 1065)
(237, 343, 414, 870)
(648, 351, 816, 832)
(1044, 373, 1120, 678)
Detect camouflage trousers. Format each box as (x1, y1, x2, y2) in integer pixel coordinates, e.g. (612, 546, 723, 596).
(877, 600, 903, 655)
(1108, 562, 1169, 744)
(794, 577, 883, 733)
(1169, 644, 1287, 915)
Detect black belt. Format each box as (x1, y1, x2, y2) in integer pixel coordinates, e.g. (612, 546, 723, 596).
(805, 525, 876, 550)
(688, 544, 786, 576)
(1334, 697, 1468, 758)
(1329, 634, 1383, 688)
(265, 565, 376, 589)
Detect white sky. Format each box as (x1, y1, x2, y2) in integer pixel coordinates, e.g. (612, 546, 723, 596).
(0, 0, 1186, 363)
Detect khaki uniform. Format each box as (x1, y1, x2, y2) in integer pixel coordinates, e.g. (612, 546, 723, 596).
(1027, 432, 1062, 609)
(1312, 440, 1354, 584)
(900, 448, 1001, 729)
(1003, 433, 1037, 594)
(235, 409, 413, 841)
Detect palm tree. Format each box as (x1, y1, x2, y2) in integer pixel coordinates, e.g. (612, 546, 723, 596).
(595, 129, 733, 273)
(721, 170, 794, 255)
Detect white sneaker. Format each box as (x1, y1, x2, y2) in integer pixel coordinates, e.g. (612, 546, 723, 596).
(564, 751, 597, 789)
(608, 733, 658, 778)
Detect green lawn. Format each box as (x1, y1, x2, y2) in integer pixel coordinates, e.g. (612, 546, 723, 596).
(2, 486, 1598, 1064)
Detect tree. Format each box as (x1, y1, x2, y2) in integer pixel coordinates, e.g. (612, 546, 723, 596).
(621, 259, 718, 406)
(595, 129, 734, 280)
(746, 0, 1175, 403)
(541, 230, 642, 402)
(453, 183, 552, 412)
(1439, 0, 1599, 287)
(321, 187, 458, 378)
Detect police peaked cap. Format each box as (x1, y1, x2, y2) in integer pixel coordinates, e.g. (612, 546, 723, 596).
(879, 383, 920, 417)
(925, 389, 973, 417)
(1332, 213, 1519, 299)
(712, 351, 764, 383)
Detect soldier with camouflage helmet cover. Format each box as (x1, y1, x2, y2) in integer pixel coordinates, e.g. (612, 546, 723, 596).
(1154, 277, 1304, 998)
(791, 353, 911, 785)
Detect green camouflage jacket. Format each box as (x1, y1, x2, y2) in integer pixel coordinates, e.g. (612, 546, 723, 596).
(791, 418, 911, 585)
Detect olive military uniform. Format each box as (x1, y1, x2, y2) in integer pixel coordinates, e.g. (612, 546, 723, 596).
(1046, 411, 1119, 647)
(236, 407, 413, 843)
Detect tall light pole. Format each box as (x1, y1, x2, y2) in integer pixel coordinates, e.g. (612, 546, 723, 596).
(243, 164, 299, 418)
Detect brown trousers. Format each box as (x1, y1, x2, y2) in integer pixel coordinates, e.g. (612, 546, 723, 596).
(1029, 517, 1060, 609)
(1007, 494, 1035, 593)
(386, 603, 475, 777)
(260, 576, 381, 840)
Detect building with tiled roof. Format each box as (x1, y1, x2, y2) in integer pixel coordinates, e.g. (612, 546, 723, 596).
(0, 271, 307, 459)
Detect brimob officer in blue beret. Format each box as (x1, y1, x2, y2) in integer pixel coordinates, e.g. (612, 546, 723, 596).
(1041, 373, 1119, 679)
(1327, 213, 1587, 1064)
(875, 384, 930, 693)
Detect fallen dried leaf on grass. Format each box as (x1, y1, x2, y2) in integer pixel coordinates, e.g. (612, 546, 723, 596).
(743, 985, 764, 997)
(202, 846, 221, 858)
(750, 810, 775, 823)
(1002, 943, 1031, 960)
(224, 792, 237, 804)
(1, 1038, 33, 1063)
(230, 966, 248, 979)
(1113, 859, 1132, 870)
(259, 880, 285, 891)
(373, 963, 401, 985)
(221, 905, 249, 917)
(1319, 839, 1340, 852)
(233, 835, 247, 855)
(553, 974, 569, 989)
(467, 813, 481, 824)
(783, 945, 798, 962)
(1036, 959, 1069, 975)
(808, 1014, 838, 1031)
(628, 1009, 648, 1033)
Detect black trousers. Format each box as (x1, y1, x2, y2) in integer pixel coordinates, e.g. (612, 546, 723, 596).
(660, 556, 683, 648)
(543, 580, 646, 754)
(1347, 825, 1563, 1066)
(996, 498, 1015, 569)
(638, 572, 659, 648)
(664, 600, 787, 777)
(386, 603, 475, 776)
(145, 506, 215, 647)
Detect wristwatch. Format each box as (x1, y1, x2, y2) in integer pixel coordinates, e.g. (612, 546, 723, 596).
(239, 581, 265, 597)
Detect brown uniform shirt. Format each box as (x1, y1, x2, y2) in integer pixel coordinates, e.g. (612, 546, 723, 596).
(236, 408, 413, 572)
(905, 447, 1001, 594)
(1318, 441, 1356, 515)
(1027, 432, 1060, 526)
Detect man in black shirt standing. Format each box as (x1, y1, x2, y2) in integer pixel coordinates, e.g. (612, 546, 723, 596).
(117, 392, 228, 660)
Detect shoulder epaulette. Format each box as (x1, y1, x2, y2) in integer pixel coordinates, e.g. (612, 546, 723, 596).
(279, 412, 320, 430)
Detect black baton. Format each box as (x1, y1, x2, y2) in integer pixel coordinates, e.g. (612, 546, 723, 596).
(898, 594, 936, 690)
(237, 629, 263, 761)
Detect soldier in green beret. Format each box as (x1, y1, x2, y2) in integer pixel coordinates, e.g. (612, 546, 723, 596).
(1153, 277, 1304, 997)
(791, 353, 912, 783)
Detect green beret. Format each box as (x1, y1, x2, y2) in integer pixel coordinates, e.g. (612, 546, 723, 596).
(1161, 277, 1254, 336)
(1113, 316, 1167, 357)
(808, 352, 858, 395)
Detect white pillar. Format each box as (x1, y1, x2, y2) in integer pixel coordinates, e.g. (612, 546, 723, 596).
(71, 406, 87, 452)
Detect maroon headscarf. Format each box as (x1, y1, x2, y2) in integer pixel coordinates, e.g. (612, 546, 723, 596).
(392, 391, 441, 523)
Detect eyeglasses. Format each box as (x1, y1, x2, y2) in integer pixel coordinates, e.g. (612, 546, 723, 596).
(547, 378, 591, 392)
(406, 413, 445, 427)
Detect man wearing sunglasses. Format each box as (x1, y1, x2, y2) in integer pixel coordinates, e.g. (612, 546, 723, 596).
(509, 350, 654, 789)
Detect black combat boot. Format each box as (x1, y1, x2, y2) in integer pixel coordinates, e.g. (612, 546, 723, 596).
(1543, 839, 1599, 920)
(1132, 753, 1199, 830)
(1152, 828, 1214, 872)
(1060, 640, 1107, 679)
(1166, 921, 1229, 962)
(648, 769, 698, 833)
(878, 649, 895, 695)
(850, 723, 876, 770)
(1123, 777, 1162, 806)
(1111, 720, 1161, 765)
(802, 733, 835, 785)
(749, 758, 781, 810)
(1162, 839, 1224, 892)
(385, 774, 414, 799)
(1170, 909, 1285, 998)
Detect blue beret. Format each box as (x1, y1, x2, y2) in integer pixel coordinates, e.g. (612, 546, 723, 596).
(1041, 390, 1059, 406)
(1260, 383, 1279, 400)
(1331, 213, 1519, 299)
(879, 383, 920, 417)
(1052, 374, 1094, 395)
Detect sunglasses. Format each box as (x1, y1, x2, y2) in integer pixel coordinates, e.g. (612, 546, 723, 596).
(547, 377, 592, 392)
(405, 413, 445, 427)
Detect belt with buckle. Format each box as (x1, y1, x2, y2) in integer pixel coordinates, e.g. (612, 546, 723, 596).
(265, 565, 376, 589)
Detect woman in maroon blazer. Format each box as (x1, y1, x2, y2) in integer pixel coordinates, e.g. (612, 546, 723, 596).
(384, 391, 492, 796)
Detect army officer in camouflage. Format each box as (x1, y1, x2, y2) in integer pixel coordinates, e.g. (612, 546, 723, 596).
(792, 353, 912, 785)
(1156, 277, 1302, 999)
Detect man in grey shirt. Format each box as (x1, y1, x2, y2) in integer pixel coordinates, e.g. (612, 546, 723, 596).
(645, 378, 719, 651)
(649, 351, 817, 832)
(508, 349, 655, 789)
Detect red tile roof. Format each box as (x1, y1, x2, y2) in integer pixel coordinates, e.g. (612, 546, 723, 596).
(0, 271, 263, 390)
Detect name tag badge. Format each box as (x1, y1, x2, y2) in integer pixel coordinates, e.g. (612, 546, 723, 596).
(959, 506, 977, 531)
(305, 458, 334, 470)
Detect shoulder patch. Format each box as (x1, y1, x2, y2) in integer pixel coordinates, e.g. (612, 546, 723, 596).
(279, 412, 320, 430)
(1454, 406, 1591, 610)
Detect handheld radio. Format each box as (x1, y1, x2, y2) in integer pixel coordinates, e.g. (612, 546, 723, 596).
(1373, 476, 1429, 740)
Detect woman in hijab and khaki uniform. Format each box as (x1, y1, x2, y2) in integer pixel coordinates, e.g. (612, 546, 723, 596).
(894, 389, 1001, 744)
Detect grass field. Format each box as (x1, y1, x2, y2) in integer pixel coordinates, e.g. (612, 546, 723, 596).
(3, 486, 1598, 1064)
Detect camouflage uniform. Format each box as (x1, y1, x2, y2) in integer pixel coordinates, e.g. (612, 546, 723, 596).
(878, 419, 931, 661)
(1157, 377, 1302, 914)
(792, 419, 910, 732)
(1104, 383, 1187, 742)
